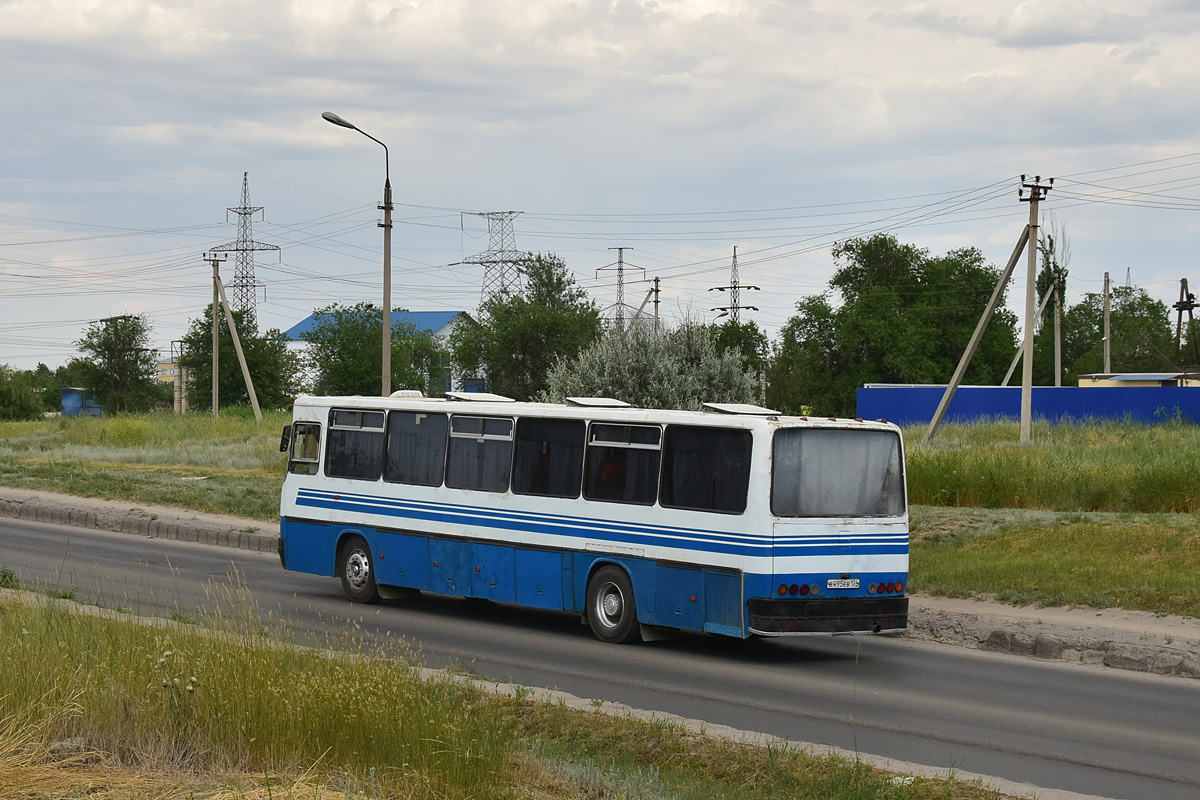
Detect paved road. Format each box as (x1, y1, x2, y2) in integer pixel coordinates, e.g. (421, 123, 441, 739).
(3, 517, 1199, 800)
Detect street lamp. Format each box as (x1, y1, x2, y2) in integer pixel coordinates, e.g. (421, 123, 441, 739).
(322, 111, 394, 397)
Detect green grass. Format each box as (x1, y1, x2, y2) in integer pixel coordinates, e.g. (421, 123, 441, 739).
(0, 411, 288, 519)
(910, 506, 1200, 616)
(904, 418, 1200, 512)
(0, 594, 1019, 800)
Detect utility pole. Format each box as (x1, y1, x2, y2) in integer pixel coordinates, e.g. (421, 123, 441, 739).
(653, 276, 660, 334)
(1103, 272, 1112, 373)
(204, 252, 262, 422)
(1174, 278, 1198, 364)
(206, 253, 226, 418)
(710, 246, 759, 323)
(1054, 288, 1062, 386)
(1018, 176, 1051, 444)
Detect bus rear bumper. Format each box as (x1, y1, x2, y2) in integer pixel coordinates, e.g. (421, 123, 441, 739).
(747, 596, 908, 636)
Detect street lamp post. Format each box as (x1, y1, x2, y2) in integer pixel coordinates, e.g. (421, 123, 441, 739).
(322, 111, 393, 397)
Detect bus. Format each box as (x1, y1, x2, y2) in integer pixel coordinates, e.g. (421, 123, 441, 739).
(277, 392, 909, 643)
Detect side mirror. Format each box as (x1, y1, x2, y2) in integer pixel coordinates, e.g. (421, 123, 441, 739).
(279, 425, 292, 453)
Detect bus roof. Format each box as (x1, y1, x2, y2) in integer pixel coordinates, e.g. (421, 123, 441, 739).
(290, 394, 900, 433)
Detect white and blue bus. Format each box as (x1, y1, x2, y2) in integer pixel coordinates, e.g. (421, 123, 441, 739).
(277, 392, 909, 643)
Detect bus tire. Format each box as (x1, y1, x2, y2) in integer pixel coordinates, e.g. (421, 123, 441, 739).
(338, 535, 380, 604)
(586, 565, 641, 644)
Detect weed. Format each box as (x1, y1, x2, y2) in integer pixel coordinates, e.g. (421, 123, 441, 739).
(0, 566, 19, 590)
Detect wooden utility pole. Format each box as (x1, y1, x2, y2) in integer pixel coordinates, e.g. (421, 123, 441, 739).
(204, 252, 263, 423)
(207, 253, 225, 418)
(1018, 176, 1052, 444)
(1173, 278, 1198, 364)
(1103, 272, 1112, 373)
(1054, 288, 1062, 386)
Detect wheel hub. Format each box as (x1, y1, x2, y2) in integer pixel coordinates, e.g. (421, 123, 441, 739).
(346, 551, 370, 590)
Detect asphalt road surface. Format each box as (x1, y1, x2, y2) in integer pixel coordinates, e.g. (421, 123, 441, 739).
(3, 517, 1199, 800)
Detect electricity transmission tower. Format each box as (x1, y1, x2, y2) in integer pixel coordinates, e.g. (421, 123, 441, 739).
(209, 172, 279, 327)
(710, 246, 758, 324)
(463, 211, 527, 302)
(597, 247, 643, 335)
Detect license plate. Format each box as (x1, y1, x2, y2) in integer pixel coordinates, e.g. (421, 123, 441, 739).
(826, 578, 860, 590)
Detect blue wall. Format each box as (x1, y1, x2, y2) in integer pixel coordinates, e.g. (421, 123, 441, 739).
(856, 386, 1200, 426)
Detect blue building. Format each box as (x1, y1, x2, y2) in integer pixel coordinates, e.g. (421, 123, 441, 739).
(60, 387, 103, 417)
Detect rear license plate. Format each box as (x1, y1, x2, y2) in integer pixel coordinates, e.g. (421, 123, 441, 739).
(826, 578, 860, 590)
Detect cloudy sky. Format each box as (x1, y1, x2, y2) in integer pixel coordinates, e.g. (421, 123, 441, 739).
(3, 0, 1200, 371)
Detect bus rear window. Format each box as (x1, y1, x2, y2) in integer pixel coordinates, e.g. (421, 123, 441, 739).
(771, 429, 905, 517)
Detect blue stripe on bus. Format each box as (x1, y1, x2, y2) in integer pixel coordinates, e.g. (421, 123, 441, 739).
(293, 488, 908, 557)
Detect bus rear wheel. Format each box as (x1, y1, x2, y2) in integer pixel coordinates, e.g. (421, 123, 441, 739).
(338, 535, 380, 604)
(586, 566, 641, 644)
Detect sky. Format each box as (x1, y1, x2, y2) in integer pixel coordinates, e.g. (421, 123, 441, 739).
(3, 0, 1200, 372)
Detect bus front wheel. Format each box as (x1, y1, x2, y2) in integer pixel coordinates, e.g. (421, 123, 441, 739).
(338, 535, 380, 604)
(586, 566, 641, 644)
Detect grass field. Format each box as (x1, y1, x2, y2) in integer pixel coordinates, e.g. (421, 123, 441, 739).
(904, 418, 1200, 512)
(0, 411, 288, 519)
(909, 506, 1200, 616)
(0, 593, 1018, 800)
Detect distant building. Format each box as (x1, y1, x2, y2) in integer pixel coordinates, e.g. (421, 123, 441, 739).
(157, 359, 178, 384)
(1076, 372, 1200, 388)
(283, 310, 480, 393)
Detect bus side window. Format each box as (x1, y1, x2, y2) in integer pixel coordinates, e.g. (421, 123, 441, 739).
(384, 411, 448, 486)
(288, 423, 322, 475)
(512, 418, 584, 498)
(582, 423, 661, 505)
(659, 425, 752, 514)
(326, 409, 386, 481)
(445, 415, 513, 492)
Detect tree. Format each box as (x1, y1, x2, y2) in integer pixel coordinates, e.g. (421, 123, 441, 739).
(179, 305, 298, 410)
(74, 314, 162, 414)
(541, 319, 757, 409)
(712, 319, 769, 381)
(0, 366, 42, 421)
(1055, 286, 1175, 381)
(451, 254, 602, 400)
(767, 234, 1019, 416)
(1030, 215, 1071, 385)
(301, 302, 444, 397)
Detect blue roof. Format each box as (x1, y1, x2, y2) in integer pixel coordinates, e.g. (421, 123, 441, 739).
(284, 310, 468, 341)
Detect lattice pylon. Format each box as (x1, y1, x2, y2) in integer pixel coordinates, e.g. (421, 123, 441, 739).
(209, 172, 279, 328)
(463, 211, 526, 301)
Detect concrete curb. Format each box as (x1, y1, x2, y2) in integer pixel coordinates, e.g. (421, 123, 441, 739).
(907, 601, 1200, 680)
(0, 491, 278, 555)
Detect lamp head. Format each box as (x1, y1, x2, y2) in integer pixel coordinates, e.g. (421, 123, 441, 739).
(322, 112, 357, 130)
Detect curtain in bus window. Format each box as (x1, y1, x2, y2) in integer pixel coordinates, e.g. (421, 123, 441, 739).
(660, 426, 751, 513)
(326, 429, 384, 481)
(512, 418, 584, 497)
(384, 412, 448, 486)
(445, 416, 513, 492)
(772, 429, 904, 517)
(583, 446, 660, 504)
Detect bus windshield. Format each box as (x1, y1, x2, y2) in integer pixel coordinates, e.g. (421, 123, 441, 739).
(771, 428, 905, 517)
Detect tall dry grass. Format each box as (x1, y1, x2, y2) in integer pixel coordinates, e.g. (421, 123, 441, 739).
(904, 418, 1200, 512)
